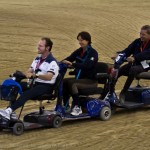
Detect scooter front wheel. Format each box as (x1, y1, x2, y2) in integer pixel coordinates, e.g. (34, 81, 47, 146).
(13, 122, 24, 135)
(99, 106, 111, 121)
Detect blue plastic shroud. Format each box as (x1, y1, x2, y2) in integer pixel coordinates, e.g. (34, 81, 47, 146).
(0, 79, 23, 101)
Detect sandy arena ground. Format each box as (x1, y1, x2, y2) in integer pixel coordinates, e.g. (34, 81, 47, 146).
(0, 0, 150, 150)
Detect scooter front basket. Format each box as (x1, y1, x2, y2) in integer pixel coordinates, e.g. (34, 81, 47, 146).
(0, 85, 19, 101)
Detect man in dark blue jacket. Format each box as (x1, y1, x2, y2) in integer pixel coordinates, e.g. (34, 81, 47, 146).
(62, 31, 98, 116)
(112, 25, 150, 101)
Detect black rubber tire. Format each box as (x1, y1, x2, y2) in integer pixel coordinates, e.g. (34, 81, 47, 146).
(52, 116, 62, 128)
(13, 122, 24, 135)
(99, 106, 111, 121)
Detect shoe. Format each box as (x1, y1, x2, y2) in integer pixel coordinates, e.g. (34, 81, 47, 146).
(0, 110, 10, 120)
(10, 112, 18, 120)
(70, 105, 82, 116)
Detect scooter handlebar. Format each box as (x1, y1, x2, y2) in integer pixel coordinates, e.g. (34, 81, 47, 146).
(114, 53, 127, 69)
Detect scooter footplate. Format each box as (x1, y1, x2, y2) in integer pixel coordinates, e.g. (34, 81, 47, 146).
(121, 101, 144, 109)
(63, 114, 90, 121)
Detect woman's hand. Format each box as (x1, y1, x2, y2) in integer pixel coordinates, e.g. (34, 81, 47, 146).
(62, 60, 72, 66)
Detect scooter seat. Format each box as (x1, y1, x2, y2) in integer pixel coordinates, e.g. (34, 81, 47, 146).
(78, 62, 110, 97)
(78, 87, 104, 96)
(136, 72, 150, 80)
(32, 74, 62, 101)
(36, 93, 56, 101)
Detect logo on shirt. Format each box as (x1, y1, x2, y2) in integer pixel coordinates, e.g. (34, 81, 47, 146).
(90, 57, 94, 61)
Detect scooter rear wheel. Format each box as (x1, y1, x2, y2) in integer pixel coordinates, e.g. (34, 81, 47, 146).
(13, 122, 24, 135)
(99, 106, 111, 121)
(52, 116, 62, 128)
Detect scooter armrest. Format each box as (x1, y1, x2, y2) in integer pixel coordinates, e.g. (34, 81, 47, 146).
(136, 72, 150, 80)
(95, 73, 110, 79)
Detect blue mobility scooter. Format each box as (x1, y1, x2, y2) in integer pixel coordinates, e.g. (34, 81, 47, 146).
(0, 70, 63, 135)
(53, 62, 112, 121)
(0, 62, 111, 135)
(24, 62, 112, 128)
(103, 53, 150, 112)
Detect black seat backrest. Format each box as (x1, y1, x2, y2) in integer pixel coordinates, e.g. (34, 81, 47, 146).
(95, 62, 109, 73)
(95, 62, 109, 84)
(53, 74, 62, 93)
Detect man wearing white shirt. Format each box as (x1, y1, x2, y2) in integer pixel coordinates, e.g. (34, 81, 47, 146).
(0, 37, 59, 120)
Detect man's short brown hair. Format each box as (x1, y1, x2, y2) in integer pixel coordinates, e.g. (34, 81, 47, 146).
(141, 25, 150, 34)
(41, 37, 53, 51)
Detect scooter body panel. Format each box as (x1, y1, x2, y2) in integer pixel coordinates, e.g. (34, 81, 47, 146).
(105, 86, 150, 109)
(55, 97, 110, 120)
(23, 110, 61, 127)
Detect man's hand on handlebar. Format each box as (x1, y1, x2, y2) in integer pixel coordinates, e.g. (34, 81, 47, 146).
(111, 53, 118, 60)
(26, 72, 36, 79)
(127, 56, 135, 63)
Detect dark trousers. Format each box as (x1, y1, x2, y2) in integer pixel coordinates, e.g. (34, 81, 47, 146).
(117, 63, 148, 91)
(10, 82, 54, 111)
(63, 78, 98, 106)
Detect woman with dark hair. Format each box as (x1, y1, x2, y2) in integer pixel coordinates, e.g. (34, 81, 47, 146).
(62, 31, 98, 116)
